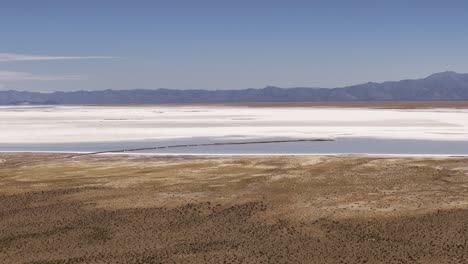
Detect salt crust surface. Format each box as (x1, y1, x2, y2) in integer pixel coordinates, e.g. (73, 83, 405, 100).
(1, 105, 467, 143)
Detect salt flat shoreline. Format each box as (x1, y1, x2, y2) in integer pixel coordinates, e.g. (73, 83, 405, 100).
(2, 150, 468, 158)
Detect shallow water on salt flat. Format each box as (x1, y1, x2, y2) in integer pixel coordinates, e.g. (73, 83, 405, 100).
(1, 137, 468, 156)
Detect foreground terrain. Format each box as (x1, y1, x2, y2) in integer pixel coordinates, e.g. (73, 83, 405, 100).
(1, 153, 468, 263)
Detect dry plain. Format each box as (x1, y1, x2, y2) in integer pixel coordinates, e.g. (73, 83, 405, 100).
(1, 153, 468, 263)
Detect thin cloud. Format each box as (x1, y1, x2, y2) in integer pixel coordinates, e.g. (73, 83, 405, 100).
(0, 71, 82, 81)
(0, 53, 117, 62)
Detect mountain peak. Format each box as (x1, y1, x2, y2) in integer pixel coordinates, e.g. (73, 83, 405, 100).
(425, 71, 460, 80)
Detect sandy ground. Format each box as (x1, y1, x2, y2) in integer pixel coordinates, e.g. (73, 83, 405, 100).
(1, 153, 468, 263)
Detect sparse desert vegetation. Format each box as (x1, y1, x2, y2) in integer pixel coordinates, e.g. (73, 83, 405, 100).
(1, 153, 468, 263)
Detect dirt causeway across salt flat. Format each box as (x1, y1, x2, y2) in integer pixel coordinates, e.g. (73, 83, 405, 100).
(1, 153, 468, 263)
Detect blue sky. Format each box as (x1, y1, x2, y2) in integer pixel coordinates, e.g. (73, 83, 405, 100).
(1, 0, 468, 91)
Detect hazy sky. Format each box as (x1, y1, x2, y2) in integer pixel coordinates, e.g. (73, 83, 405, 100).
(1, 0, 468, 91)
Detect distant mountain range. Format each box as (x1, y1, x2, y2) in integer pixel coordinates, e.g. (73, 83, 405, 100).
(1, 71, 468, 105)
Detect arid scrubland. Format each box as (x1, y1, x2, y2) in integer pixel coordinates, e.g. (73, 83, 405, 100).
(1, 153, 468, 263)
